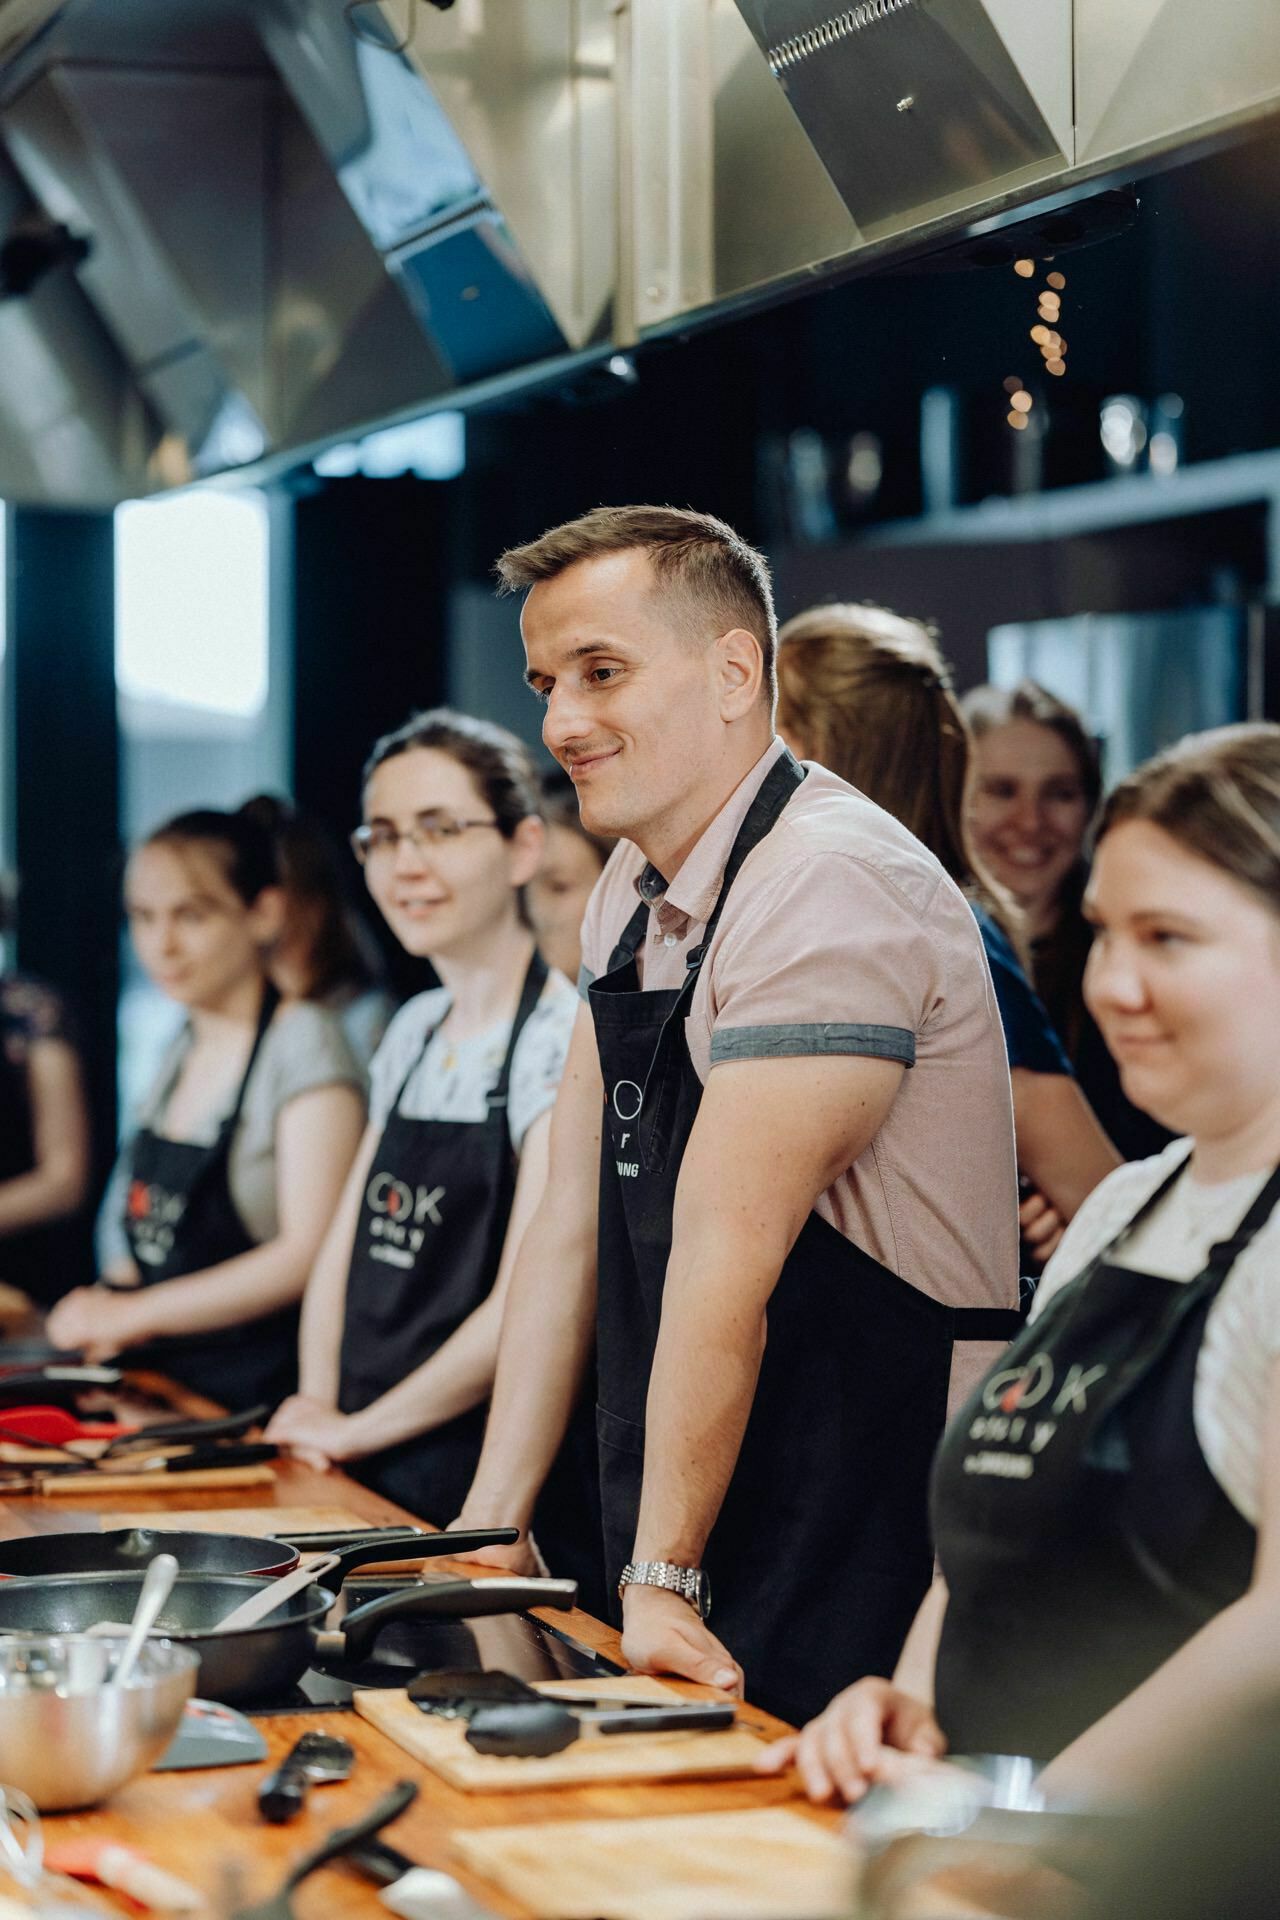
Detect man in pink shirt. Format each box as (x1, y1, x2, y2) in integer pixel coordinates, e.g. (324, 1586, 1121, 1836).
(457, 505, 1019, 1724)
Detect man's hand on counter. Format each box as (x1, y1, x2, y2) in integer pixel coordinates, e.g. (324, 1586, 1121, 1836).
(46, 1284, 154, 1362)
(620, 1584, 744, 1695)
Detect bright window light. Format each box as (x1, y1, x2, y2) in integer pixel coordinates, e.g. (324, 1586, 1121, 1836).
(115, 490, 269, 716)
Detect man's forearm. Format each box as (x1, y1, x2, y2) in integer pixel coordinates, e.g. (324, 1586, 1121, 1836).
(632, 1253, 768, 1563)
(460, 1205, 597, 1528)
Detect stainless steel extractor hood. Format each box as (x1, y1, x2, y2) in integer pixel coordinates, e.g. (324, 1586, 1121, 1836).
(731, 0, 1072, 240)
(0, 0, 1275, 505)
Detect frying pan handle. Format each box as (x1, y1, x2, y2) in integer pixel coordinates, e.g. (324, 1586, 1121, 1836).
(322, 1527, 522, 1586)
(320, 1577, 579, 1664)
(105, 1404, 269, 1455)
(274, 1526, 519, 1566)
(403, 1525, 520, 1558)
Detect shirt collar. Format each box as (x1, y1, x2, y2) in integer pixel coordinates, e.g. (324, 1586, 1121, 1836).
(630, 738, 788, 927)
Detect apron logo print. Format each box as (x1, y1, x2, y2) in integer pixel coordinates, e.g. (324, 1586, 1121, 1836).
(127, 1180, 186, 1264)
(983, 1354, 1109, 1420)
(366, 1173, 446, 1228)
(611, 1080, 643, 1122)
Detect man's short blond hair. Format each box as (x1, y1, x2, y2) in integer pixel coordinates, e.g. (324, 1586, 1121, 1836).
(495, 504, 777, 702)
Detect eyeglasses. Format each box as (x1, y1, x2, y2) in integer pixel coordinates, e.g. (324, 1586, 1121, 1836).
(350, 812, 501, 865)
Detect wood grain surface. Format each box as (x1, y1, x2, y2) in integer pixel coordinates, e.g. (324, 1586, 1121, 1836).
(452, 1806, 858, 1918)
(0, 1369, 837, 1920)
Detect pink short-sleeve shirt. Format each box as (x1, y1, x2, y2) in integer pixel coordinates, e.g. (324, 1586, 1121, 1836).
(580, 739, 1019, 1355)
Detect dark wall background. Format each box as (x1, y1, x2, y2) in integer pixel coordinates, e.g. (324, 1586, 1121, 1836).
(415, 124, 1280, 711)
(9, 510, 118, 1203)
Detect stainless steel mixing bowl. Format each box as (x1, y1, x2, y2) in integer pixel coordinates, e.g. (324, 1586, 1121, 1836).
(0, 1632, 198, 1809)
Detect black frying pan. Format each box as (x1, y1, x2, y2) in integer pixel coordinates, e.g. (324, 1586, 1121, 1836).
(0, 1552, 573, 1706)
(0, 1522, 513, 1582)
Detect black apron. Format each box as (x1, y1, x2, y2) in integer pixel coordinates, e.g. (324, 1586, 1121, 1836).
(121, 985, 298, 1412)
(932, 1155, 1273, 1762)
(338, 953, 603, 1593)
(588, 749, 1021, 1726)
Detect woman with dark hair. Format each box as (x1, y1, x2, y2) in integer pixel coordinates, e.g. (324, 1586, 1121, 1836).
(525, 768, 615, 984)
(240, 794, 395, 1071)
(776, 607, 1118, 1275)
(265, 710, 583, 1526)
(764, 723, 1280, 1803)
(963, 680, 1172, 1161)
(47, 807, 366, 1408)
(0, 881, 91, 1305)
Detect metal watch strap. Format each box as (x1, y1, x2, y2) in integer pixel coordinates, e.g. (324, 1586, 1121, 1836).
(618, 1559, 709, 1619)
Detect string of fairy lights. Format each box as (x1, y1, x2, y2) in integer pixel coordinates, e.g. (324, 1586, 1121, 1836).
(1004, 257, 1068, 432)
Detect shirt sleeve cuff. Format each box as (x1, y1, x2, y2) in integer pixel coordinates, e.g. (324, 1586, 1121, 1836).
(577, 965, 597, 1002)
(710, 1022, 916, 1067)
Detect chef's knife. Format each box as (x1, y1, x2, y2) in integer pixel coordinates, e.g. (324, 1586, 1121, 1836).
(258, 1731, 354, 1823)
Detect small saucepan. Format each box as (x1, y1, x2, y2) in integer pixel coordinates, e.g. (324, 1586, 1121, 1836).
(0, 1541, 569, 1707)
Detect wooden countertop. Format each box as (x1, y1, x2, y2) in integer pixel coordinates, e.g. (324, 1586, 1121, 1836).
(0, 1372, 834, 1919)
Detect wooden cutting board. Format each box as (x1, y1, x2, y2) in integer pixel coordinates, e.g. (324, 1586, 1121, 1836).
(452, 1806, 856, 1918)
(105, 1504, 373, 1534)
(11, 1462, 276, 1495)
(354, 1676, 770, 1792)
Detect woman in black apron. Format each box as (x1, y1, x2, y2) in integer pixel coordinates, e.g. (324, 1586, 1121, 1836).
(266, 711, 600, 1581)
(762, 722, 1280, 1800)
(47, 809, 366, 1410)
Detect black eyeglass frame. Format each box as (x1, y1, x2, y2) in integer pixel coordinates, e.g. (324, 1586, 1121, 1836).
(350, 814, 502, 864)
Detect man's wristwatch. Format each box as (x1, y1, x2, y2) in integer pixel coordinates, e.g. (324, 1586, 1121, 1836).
(618, 1560, 711, 1620)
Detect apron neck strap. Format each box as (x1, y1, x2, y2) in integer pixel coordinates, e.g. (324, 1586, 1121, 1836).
(1205, 1160, 1280, 1269)
(602, 746, 807, 980)
(219, 981, 280, 1137)
(487, 947, 548, 1112)
(609, 899, 650, 971)
(683, 747, 808, 972)
(1108, 1149, 1280, 1277)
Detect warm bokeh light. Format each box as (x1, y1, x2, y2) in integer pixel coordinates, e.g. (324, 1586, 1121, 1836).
(1030, 324, 1050, 344)
(1011, 391, 1033, 412)
(1047, 271, 1066, 290)
(1014, 258, 1035, 278)
(1007, 411, 1029, 430)
(1046, 359, 1066, 376)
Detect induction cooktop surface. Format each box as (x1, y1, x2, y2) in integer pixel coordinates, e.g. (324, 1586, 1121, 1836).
(248, 1577, 623, 1717)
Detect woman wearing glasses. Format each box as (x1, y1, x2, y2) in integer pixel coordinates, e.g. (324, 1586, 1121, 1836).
(47, 806, 366, 1408)
(266, 710, 581, 1527)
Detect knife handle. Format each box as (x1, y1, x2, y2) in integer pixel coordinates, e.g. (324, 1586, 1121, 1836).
(161, 1441, 279, 1472)
(257, 1755, 311, 1824)
(595, 1703, 737, 1735)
